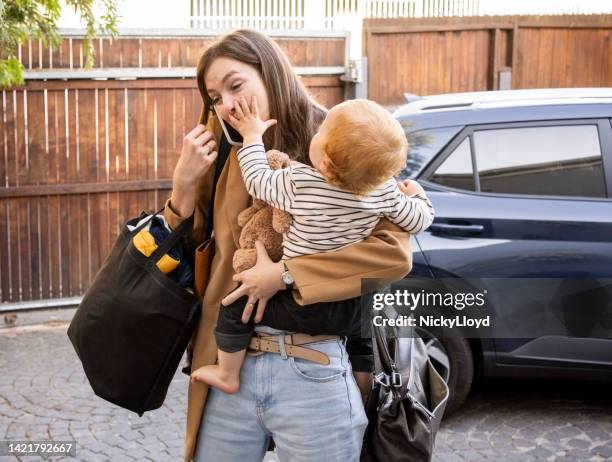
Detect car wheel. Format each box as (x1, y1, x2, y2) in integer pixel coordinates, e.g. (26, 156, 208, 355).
(415, 327, 473, 417)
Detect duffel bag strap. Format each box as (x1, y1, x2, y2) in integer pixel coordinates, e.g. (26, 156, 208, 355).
(148, 213, 195, 265)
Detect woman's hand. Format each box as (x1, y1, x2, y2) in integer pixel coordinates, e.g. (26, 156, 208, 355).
(171, 124, 218, 216)
(221, 241, 285, 324)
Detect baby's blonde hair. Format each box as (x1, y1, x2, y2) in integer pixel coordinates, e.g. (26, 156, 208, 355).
(323, 99, 408, 196)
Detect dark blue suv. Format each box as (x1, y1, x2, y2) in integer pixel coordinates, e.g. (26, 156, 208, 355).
(394, 88, 612, 415)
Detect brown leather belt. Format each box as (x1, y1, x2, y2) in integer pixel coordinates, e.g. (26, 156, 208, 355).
(246, 332, 340, 365)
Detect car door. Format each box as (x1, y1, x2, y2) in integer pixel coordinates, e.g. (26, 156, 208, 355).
(416, 117, 612, 374)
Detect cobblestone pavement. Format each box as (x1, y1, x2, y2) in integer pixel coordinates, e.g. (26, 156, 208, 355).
(0, 314, 611, 462)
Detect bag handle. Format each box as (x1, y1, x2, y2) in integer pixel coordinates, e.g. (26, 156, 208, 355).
(371, 302, 417, 394)
(148, 212, 195, 264)
(126, 196, 195, 266)
(373, 322, 394, 373)
(371, 311, 401, 386)
(130, 204, 168, 236)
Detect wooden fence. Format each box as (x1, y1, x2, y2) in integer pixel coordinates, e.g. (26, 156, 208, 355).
(4, 14, 612, 303)
(0, 33, 347, 303)
(364, 14, 612, 105)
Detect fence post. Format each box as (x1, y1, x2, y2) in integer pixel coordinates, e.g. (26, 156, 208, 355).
(342, 57, 368, 100)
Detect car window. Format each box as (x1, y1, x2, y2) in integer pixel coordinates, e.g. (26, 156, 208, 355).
(399, 126, 463, 179)
(474, 125, 606, 198)
(428, 138, 475, 191)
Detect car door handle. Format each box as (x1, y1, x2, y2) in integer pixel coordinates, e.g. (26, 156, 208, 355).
(429, 223, 484, 236)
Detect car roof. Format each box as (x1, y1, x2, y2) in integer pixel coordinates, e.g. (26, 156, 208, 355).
(394, 88, 612, 131)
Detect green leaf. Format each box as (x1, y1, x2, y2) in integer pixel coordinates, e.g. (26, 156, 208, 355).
(1, 0, 121, 75)
(0, 57, 25, 89)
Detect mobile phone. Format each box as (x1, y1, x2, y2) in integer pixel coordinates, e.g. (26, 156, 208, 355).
(213, 107, 243, 146)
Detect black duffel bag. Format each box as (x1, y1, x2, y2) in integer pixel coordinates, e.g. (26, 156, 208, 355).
(67, 206, 201, 416)
(361, 309, 449, 462)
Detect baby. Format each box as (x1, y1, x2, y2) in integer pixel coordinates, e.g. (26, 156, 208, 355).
(191, 96, 435, 394)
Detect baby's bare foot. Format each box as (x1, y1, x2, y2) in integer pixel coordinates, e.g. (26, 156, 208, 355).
(190, 365, 240, 394)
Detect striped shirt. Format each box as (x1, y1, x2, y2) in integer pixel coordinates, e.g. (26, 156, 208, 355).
(237, 142, 435, 260)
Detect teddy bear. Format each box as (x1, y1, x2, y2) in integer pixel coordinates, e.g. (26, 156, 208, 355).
(232, 149, 293, 273)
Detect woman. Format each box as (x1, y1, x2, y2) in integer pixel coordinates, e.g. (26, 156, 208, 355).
(164, 29, 413, 462)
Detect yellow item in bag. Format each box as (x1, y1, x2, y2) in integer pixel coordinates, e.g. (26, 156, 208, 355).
(132, 229, 180, 274)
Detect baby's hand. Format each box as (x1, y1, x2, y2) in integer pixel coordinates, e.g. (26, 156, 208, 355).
(397, 179, 426, 197)
(228, 96, 277, 141)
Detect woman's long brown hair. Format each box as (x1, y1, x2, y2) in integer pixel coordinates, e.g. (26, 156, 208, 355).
(196, 29, 327, 165)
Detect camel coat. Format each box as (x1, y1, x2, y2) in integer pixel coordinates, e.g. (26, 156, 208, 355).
(163, 114, 414, 462)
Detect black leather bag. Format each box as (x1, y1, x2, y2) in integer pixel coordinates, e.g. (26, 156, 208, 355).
(361, 319, 449, 462)
(67, 207, 201, 416)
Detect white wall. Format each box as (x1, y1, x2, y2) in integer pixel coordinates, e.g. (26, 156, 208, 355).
(57, 0, 191, 29)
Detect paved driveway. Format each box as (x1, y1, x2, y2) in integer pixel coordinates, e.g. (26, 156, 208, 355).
(0, 312, 610, 461)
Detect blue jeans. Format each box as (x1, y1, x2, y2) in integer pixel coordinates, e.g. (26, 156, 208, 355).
(193, 336, 369, 462)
